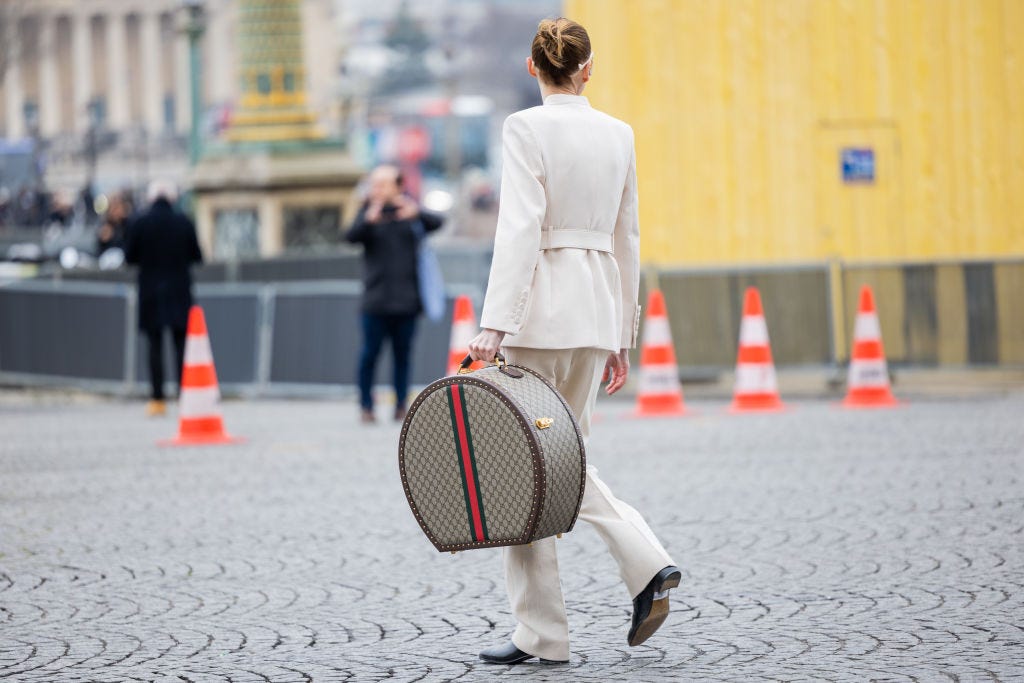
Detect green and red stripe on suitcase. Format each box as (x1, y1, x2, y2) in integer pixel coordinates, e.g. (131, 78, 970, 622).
(445, 383, 489, 542)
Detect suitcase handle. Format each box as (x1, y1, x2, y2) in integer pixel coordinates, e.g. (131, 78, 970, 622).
(458, 352, 505, 373)
(458, 353, 523, 378)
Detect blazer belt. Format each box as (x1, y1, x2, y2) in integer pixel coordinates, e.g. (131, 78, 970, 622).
(539, 229, 614, 253)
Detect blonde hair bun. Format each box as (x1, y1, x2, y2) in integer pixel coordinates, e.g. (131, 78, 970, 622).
(531, 18, 591, 87)
(538, 18, 567, 69)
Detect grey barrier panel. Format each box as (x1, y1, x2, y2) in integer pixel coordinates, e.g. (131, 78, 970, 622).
(58, 269, 133, 284)
(730, 268, 831, 365)
(267, 285, 457, 389)
(657, 265, 832, 367)
(195, 289, 262, 385)
(840, 265, 904, 362)
(238, 253, 363, 282)
(903, 264, 938, 365)
(194, 262, 230, 283)
(657, 272, 736, 367)
(0, 281, 129, 381)
(131, 287, 262, 391)
(964, 263, 998, 364)
(269, 289, 360, 385)
(994, 262, 1024, 365)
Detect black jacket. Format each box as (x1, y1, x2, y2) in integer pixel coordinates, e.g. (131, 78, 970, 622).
(125, 199, 203, 330)
(345, 203, 443, 315)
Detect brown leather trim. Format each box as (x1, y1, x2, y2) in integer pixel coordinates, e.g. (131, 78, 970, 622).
(514, 363, 587, 534)
(499, 365, 525, 379)
(398, 373, 546, 553)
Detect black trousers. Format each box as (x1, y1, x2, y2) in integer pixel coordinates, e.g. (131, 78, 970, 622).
(144, 325, 187, 400)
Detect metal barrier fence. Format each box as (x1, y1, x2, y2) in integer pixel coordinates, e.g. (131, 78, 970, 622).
(647, 258, 1024, 368)
(2, 255, 1021, 397)
(0, 278, 476, 397)
(839, 260, 1024, 366)
(651, 263, 834, 368)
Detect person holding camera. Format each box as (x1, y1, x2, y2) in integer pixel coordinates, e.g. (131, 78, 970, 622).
(345, 165, 444, 424)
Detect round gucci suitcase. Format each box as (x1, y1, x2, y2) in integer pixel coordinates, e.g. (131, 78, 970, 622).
(399, 355, 586, 552)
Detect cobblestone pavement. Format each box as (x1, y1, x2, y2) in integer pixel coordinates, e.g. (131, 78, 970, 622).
(2, 391, 1023, 682)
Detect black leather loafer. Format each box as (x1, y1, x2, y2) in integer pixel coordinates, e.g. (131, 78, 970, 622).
(628, 565, 682, 646)
(479, 641, 568, 665)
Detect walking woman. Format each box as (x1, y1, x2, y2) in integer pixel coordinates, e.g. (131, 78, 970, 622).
(467, 17, 680, 665)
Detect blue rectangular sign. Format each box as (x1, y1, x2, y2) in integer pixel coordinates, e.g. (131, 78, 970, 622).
(841, 148, 875, 184)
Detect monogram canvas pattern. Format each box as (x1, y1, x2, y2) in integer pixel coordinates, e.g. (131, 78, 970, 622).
(459, 385, 536, 541)
(478, 366, 585, 539)
(401, 388, 473, 546)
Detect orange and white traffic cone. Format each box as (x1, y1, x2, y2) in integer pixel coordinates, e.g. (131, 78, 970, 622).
(730, 287, 785, 413)
(843, 285, 898, 408)
(160, 306, 242, 446)
(447, 295, 484, 375)
(632, 289, 688, 417)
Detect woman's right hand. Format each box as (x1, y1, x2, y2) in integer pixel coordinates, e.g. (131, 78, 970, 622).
(468, 328, 506, 364)
(604, 349, 629, 395)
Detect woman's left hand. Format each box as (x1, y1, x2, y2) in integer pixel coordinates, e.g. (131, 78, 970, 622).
(468, 328, 506, 364)
(604, 349, 630, 395)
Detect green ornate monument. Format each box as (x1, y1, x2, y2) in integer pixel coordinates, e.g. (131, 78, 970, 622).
(192, 0, 362, 258)
(227, 0, 322, 143)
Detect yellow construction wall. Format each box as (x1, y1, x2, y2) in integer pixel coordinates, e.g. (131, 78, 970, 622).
(565, 0, 1024, 266)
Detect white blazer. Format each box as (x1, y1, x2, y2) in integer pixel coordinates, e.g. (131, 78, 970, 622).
(479, 94, 641, 352)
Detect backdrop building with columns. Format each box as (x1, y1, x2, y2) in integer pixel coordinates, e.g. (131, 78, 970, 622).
(0, 0, 340, 193)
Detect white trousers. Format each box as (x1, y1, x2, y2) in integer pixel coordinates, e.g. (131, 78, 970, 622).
(500, 346, 675, 661)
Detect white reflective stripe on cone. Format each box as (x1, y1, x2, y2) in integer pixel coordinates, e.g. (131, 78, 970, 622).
(853, 313, 882, 341)
(641, 317, 672, 346)
(734, 363, 778, 393)
(179, 386, 221, 418)
(638, 364, 681, 394)
(848, 358, 889, 388)
(738, 315, 770, 346)
(641, 317, 673, 346)
(183, 335, 214, 366)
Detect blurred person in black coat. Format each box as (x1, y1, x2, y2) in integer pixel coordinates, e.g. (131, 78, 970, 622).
(345, 165, 443, 424)
(125, 180, 203, 416)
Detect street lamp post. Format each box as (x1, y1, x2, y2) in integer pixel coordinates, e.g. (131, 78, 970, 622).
(180, 0, 206, 166)
(85, 98, 100, 186)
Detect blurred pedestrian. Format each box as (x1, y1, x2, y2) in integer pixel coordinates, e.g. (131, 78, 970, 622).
(124, 180, 203, 417)
(467, 18, 679, 665)
(345, 165, 444, 424)
(47, 189, 73, 228)
(96, 192, 131, 255)
(0, 187, 10, 228)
